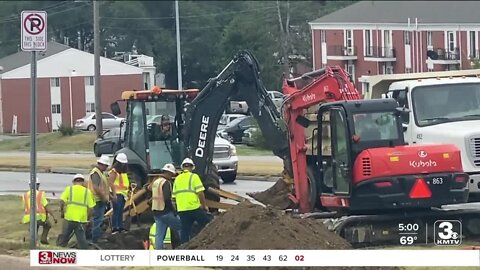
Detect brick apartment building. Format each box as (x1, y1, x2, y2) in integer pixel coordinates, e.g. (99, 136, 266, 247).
(309, 1, 480, 93)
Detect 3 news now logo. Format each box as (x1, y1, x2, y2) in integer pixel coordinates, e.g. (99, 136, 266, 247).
(434, 220, 462, 246)
(38, 251, 77, 264)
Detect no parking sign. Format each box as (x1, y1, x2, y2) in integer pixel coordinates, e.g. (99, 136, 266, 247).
(21, 11, 47, 51)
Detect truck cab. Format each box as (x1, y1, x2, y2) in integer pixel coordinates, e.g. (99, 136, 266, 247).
(385, 77, 480, 198)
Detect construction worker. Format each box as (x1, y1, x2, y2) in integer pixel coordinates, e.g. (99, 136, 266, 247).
(57, 174, 96, 249)
(22, 177, 57, 245)
(148, 224, 172, 250)
(172, 158, 212, 244)
(151, 163, 181, 249)
(159, 115, 174, 140)
(87, 155, 110, 243)
(108, 153, 129, 234)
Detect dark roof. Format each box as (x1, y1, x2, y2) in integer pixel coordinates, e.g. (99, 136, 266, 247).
(0, 41, 70, 73)
(311, 1, 480, 24)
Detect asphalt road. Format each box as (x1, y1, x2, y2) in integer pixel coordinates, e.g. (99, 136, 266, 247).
(2, 171, 479, 211)
(0, 171, 275, 200)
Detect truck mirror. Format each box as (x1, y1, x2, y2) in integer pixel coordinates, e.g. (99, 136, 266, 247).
(402, 123, 408, 132)
(111, 102, 121, 116)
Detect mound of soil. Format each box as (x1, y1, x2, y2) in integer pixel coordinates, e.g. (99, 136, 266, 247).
(181, 201, 351, 250)
(247, 179, 293, 210)
(94, 227, 149, 250)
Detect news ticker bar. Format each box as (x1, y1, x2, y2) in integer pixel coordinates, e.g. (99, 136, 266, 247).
(31, 250, 480, 267)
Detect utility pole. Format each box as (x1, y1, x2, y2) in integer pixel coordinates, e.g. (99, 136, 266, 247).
(175, 0, 182, 90)
(93, 0, 102, 136)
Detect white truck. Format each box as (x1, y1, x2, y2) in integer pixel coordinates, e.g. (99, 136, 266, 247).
(359, 69, 480, 200)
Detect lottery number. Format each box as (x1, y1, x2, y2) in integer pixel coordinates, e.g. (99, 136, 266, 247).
(216, 255, 223, 261)
(263, 255, 271, 261)
(279, 255, 288, 261)
(295, 255, 304, 261)
(231, 255, 239, 261)
(247, 255, 255, 262)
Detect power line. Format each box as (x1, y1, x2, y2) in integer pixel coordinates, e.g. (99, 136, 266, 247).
(0, 2, 88, 25)
(0, 1, 71, 22)
(99, 5, 278, 20)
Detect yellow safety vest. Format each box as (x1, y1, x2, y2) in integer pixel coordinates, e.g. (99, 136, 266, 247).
(151, 177, 167, 211)
(87, 167, 109, 202)
(110, 168, 130, 196)
(62, 185, 92, 223)
(22, 191, 47, 223)
(172, 171, 204, 212)
(149, 223, 171, 250)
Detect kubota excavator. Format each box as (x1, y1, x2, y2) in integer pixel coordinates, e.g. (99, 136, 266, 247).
(185, 50, 480, 245)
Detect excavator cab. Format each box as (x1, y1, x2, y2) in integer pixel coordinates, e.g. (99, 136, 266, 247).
(111, 89, 198, 186)
(316, 99, 468, 213)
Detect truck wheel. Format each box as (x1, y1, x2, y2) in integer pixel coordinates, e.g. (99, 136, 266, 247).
(220, 171, 237, 183)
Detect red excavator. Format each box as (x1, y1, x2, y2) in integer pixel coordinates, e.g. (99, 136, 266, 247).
(186, 50, 479, 244)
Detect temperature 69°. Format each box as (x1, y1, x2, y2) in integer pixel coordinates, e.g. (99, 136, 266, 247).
(400, 235, 417, 245)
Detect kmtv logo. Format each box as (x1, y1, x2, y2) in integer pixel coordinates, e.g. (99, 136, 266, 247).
(39, 251, 77, 264)
(434, 220, 462, 246)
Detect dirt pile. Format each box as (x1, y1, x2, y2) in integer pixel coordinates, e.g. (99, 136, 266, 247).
(247, 179, 292, 210)
(181, 201, 351, 250)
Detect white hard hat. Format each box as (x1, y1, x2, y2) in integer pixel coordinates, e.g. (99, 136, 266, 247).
(73, 174, 85, 181)
(116, 153, 128, 164)
(97, 155, 111, 166)
(162, 163, 177, 175)
(181, 158, 195, 167)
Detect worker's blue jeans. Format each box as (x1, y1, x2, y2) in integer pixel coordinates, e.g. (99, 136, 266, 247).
(153, 212, 181, 249)
(178, 208, 212, 244)
(91, 201, 107, 242)
(112, 194, 126, 231)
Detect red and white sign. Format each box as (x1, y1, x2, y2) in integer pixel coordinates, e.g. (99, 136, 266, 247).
(21, 11, 47, 51)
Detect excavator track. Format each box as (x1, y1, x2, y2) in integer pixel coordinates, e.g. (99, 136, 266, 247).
(294, 207, 480, 247)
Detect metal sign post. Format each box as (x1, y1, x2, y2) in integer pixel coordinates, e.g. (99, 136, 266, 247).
(21, 10, 47, 249)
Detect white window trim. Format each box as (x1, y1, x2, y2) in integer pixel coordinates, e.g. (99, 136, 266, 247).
(50, 78, 60, 88)
(363, 29, 373, 56)
(321, 30, 326, 43)
(427, 31, 433, 49)
(345, 63, 355, 82)
(445, 30, 457, 53)
(381, 29, 393, 57)
(344, 29, 354, 56)
(467, 30, 479, 59)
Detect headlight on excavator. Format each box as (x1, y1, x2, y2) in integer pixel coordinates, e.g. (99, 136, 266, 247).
(229, 145, 237, 156)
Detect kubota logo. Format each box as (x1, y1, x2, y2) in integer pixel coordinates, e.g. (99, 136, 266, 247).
(409, 160, 437, 168)
(418, 150, 428, 158)
(302, 93, 316, 102)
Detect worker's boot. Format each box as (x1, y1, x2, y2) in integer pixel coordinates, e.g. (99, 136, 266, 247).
(40, 222, 51, 245)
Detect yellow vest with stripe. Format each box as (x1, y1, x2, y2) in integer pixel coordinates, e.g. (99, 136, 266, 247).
(87, 167, 109, 201)
(151, 177, 168, 211)
(149, 223, 171, 250)
(63, 185, 91, 223)
(172, 171, 203, 212)
(110, 168, 130, 197)
(22, 191, 47, 223)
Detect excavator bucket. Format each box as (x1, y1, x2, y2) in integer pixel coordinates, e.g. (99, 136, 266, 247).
(247, 171, 294, 209)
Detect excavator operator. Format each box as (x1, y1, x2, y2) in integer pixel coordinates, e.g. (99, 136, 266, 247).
(159, 115, 173, 140)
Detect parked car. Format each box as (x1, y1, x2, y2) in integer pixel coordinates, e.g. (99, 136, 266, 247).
(219, 116, 255, 143)
(218, 113, 246, 131)
(228, 101, 249, 114)
(75, 112, 124, 131)
(213, 134, 238, 183)
(93, 127, 124, 157)
(267, 90, 285, 108)
(241, 127, 258, 146)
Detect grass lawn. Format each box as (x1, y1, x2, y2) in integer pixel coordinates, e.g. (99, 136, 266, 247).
(0, 132, 272, 156)
(0, 132, 95, 152)
(0, 195, 65, 256)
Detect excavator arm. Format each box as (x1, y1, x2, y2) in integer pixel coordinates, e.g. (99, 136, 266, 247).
(183, 50, 292, 189)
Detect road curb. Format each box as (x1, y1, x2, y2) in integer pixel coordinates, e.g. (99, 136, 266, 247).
(0, 167, 280, 182)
